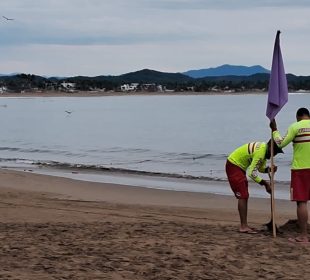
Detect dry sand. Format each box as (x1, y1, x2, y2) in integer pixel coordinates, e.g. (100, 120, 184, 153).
(0, 169, 309, 280)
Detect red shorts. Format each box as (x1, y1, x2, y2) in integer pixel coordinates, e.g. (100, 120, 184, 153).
(291, 169, 310, 201)
(226, 160, 249, 199)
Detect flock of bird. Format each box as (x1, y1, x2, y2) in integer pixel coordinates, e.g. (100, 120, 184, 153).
(2, 14, 73, 117)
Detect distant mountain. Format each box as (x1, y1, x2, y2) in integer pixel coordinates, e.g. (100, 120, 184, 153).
(67, 69, 193, 84)
(118, 69, 192, 83)
(2, 68, 310, 92)
(183, 64, 270, 78)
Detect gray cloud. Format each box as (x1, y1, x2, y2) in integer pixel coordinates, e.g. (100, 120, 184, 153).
(0, 0, 310, 76)
(148, 0, 310, 10)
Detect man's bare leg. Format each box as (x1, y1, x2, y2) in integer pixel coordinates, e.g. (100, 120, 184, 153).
(296, 201, 309, 242)
(238, 198, 255, 232)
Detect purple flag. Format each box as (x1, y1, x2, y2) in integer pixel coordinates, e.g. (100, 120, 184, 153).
(266, 31, 288, 120)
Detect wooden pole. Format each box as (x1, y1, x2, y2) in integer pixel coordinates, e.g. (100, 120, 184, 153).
(270, 133, 276, 237)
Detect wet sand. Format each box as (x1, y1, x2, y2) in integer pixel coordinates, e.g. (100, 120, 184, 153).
(0, 169, 309, 279)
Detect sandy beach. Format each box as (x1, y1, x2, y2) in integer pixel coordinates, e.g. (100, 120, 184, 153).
(0, 90, 267, 98)
(0, 169, 309, 279)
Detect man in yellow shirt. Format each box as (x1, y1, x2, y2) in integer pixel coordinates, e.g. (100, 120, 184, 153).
(270, 107, 310, 243)
(226, 140, 283, 234)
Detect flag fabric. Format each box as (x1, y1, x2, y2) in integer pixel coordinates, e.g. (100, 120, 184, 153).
(266, 31, 288, 120)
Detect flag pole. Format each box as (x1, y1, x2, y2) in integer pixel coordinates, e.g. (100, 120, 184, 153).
(266, 30, 288, 238)
(270, 132, 276, 237)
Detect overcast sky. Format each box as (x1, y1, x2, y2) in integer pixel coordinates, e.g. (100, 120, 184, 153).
(1, 0, 310, 77)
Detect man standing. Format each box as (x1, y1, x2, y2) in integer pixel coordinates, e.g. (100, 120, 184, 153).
(226, 140, 283, 234)
(271, 107, 310, 243)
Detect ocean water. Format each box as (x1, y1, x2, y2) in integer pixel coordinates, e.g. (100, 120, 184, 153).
(0, 93, 308, 196)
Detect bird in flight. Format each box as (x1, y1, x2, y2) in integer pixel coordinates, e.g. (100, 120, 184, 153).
(65, 110, 72, 114)
(2, 16, 14, 21)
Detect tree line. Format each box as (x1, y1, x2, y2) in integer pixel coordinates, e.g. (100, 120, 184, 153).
(1, 71, 310, 93)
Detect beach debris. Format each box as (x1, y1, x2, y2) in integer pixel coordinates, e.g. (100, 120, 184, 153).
(279, 219, 310, 232)
(263, 220, 282, 234)
(263, 219, 310, 235)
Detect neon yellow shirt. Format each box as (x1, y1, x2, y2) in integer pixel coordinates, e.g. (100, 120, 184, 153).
(273, 119, 310, 170)
(227, 142, 267, 183)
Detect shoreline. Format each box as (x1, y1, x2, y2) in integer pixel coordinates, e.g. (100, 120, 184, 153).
(0, 90, 268, 98)
(0, 168, 293, 215)
(4, 165, 291, 200)
(0, 90, 308, 99)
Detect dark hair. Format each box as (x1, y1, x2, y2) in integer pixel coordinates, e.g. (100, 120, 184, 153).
(296, 107, 310, 117)
(267, 139, 284, 154)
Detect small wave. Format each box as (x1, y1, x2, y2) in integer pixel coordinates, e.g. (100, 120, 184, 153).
(0, 146, 88, 158)
(0, 146, 60, 154)
(35, 160, 226, 182)
(161, 152, 227, 161)
(0, 147, 20, 152)
(85, 147, 151, 154)
(34, 161, 291, 185)
(0, 157, 290, 185)
(0, 157, 36, 164)
(192, 153, 227, 160)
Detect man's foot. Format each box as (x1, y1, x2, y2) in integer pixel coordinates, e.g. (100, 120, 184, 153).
(288, 237, 309, 244)
(239, 227, 258, 234)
